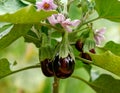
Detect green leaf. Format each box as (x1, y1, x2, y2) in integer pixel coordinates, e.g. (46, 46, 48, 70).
(90, 51, 120, 77)
(0, 23, 12, 33)
(91, 74, 120, 93)
(72, 74, 120, 93)
(0, 5, 57, 24)
(0, 0, 26, 14)
(83, 37, 95, 53)
(0, 24, 32, 50)
(0, 58, 12, 79)
(24, 30, 41, 48)
(21, 0, 36, 4)
(103, 41, 120, 56)
(69, 0, 82, 20)
(95, 0, 120, 22)
(39, 46, 54, 61)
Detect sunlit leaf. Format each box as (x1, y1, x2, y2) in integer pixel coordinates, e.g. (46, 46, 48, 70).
(95, 0, 120, 22)
(0, 5, 57, 24)
(90, 51, 120, 77)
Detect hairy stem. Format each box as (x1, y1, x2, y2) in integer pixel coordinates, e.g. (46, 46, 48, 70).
(75, 56, 92, 64)
(53, 77, 59, 93)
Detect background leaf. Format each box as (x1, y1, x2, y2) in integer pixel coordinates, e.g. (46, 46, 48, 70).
(91, 74, 120, 93)
(69, 0, 82, 20)
(90, 51, 120, 77)
(0, 24, 32, 50)
(0, 5, 57, 24)
(20, 0, 36, 4)
(103, 41, 120, 56)
(95, 0, 120, 22)
(0, 58, 12, 79)
(0, 0, 26, 14)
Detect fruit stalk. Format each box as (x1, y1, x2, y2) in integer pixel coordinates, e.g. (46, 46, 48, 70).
(53, 77, 59, 93)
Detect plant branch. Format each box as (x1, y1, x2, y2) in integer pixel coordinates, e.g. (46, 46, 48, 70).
(0, 64, 41, 79)
(71, 75, 102, 90)
(53, 77, 59, 93)
(71, 75, 91, 86)
(24, 35, 40, 42)
(83, 17, 100, 25)
(77, 17, 100, 29)
(75, 27, 90, 33)
(75, 56, 92, 64)
(40, 23, 64, 33)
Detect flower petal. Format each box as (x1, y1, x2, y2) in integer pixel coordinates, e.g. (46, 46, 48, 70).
(71, 20, 80, 27)
(57, 14, 65, 23)
(94, 36, 101, 45)
(36, 2, 44, 10)
(64, 26, 72, 32)
(51, 2, 58, 9)
(36, 0, 57, 10)
(95, 27, 106, 35)
(48, 15, 58, 25)
(61, 19, 72, 26)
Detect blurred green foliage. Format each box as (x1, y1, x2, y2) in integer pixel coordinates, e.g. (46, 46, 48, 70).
(0, 0, 120, 93)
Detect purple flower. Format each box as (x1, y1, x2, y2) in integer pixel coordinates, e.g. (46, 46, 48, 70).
(61, 19, 80, 32)
(36, 0, 57, 11)
(94, 27, 106, 45)
(57, 14, 65, 23)
(47, 14, 58, 25)
(48, 13, 80, 32)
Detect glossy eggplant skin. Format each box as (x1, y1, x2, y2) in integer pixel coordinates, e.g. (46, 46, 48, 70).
(81, 52, 92, 61)
(53, 55, 75, 79)
(75, 40, 84, 52)
(41, 59, 54, 77)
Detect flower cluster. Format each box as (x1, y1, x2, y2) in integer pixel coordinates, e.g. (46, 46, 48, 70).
(48, 14, 80, 32)
(36, 0, 106, 45)
(36, 0, 80, 32)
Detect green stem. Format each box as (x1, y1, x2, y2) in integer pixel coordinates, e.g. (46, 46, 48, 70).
(40, 23, 64, 33)
(24, 35, 40, 43)
(71, 75, 102, 90)
(83, 17, 100, 25)
(77, 17, 100, 29)
(75, 56, 92, 64)
(0, 64, 40, 79)
(31, 26, 40, 39)
(71, 75, 91, 86)
(75, 27, 90, 33)
(53, 77, 59, 93)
